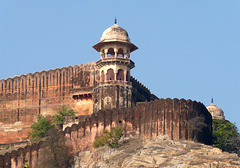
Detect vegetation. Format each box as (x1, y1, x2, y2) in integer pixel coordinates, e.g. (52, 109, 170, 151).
(28, 115, 54, 141)
(36, 128, 72, 168)
(93, 125, 125, 148)
(52, 106, 76, 128)
(28, 107, 75, 167)
(212, 119, 239, 155)
(28, 106, 75, 141)
(225, 133, 240, 156)
(189, 116, 207, 140)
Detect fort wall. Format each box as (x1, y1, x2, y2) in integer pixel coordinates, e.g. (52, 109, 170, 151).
(0, 98, 212, 167)
(64, 98, 212, 153)
(0, 61, 154, 143)
(0, 62, 98, 143)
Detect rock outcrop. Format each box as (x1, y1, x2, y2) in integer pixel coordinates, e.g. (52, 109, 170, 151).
(73, 135, 240, 168)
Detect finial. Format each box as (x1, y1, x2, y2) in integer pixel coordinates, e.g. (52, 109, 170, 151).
(211, 97, 213, 104)
(114, 17, 117, 24)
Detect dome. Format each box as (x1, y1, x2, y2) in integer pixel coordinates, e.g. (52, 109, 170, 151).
(206, 100, 225, 120)
(93, 23, 138, 52)
(100, 24, 130, 42)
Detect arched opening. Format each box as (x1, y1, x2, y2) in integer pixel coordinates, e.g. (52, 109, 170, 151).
(107, 48, 115, 58)
(106, 69, 114, 80)
(101, 70, 105, 82)
(126, 71, 129, 81)
(117, 48, 124, 57)
(117, 69, 124, 81)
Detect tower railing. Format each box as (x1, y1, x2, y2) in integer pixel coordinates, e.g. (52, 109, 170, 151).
(95, 80, 132, 87)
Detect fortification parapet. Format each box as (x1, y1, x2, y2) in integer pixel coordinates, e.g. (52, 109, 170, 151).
(63, 115, 89, 130)
(130, 76, 150, 93)
(0, 98, 212, 168)
(0, 61, 99, 143)
(64, 98, 212, 152)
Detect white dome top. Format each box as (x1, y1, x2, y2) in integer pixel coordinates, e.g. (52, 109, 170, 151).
(100, 24, 130, 42)
(93, 22, 138, 52)
(206, 99, 225, 120)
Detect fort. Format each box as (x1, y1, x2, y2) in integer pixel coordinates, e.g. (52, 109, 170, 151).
(0, 22, 212, 167)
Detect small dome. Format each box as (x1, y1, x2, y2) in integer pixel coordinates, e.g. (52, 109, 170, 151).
(206, 101, 225, 120)
(100, 24, 130, 42)
(93, 23, 138, 52)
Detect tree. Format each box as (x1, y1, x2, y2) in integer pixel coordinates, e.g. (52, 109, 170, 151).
(53, 106, 76, 128)
(189, 116, 207, 141)
(28, 115, 54, 141)
(37, 128, 72, 168)
(212, 119, 238, 152)
(226, 133, 240, 156)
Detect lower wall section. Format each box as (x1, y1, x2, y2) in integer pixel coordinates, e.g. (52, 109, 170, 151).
(0, 98, 212, 168)
(65, 98, 212, 153)
(0, 141, 43, 168)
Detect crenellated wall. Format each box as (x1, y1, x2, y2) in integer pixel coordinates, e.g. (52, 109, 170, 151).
(130, 76, 152, 104)
(64, 98, 212, 153)
(0, 98, 212, 168)
(0, 141, 44, 168)
(0, 62, 99, 143)
(0, 61, 154, 144)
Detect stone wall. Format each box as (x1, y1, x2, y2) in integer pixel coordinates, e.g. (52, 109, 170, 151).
(0, 62, 98, 143)
(0, 141, 44, 168)
(0, 98, 212, 168)
(65, 98, 212, 153)
(131, 76, 152, 104)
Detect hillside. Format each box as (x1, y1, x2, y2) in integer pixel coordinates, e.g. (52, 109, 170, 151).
(73, 135, 240, 168)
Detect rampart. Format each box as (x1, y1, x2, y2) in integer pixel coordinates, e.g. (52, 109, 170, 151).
(131, 76, 151, 103)
(0, 61, 97, 124)
(64, 98, 212, 153)
(0, 62, 99, 143)
(0, 98, 212, 168)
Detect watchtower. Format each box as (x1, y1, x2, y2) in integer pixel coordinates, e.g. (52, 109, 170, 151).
(92, 20, 138, 112)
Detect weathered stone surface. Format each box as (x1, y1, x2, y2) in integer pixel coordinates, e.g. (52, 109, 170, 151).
(73, 135, 240, 168)
(0, 61, 153, 144)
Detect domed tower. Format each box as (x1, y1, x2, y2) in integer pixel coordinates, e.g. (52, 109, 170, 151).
(206, 98, 225, 120)
(92, 20, 138, 112)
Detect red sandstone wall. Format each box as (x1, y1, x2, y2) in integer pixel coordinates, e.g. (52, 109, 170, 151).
(65, 98, 212, 153)
(0, 62, 99, 143)
(0, 62, 97, 124)
(0, 98, 212, 168)
(130, 76, 153, 104)
(0, 141, 44, 168)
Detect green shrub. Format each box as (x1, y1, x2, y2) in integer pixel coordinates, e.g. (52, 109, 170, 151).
(93, 125, 125, 148)
(53, 106, 76, 128)
(93, 131, 109, 148)
(28, 115, 54, 141)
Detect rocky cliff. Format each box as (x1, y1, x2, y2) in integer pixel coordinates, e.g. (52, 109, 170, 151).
(73, 135, 240, 168)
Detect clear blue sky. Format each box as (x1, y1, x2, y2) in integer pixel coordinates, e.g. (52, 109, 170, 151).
(1, 1, 240, 129)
